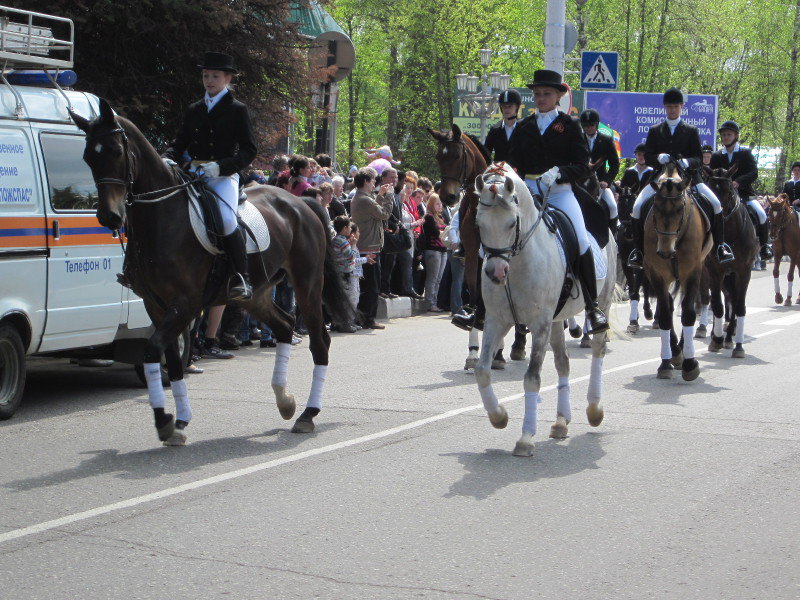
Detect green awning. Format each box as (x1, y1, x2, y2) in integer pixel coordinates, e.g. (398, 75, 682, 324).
(289, 1, 355, 82)
(290, 1, 346, 39)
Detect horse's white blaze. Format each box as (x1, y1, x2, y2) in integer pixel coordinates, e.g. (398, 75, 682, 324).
(94, 143, 102, 153)
(442, 147, 448, 155)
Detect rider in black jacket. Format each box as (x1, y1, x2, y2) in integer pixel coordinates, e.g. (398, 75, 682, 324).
(580, 108, 619, 230)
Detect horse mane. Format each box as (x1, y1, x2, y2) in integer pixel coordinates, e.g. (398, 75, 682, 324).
(464, 133, 492, 165)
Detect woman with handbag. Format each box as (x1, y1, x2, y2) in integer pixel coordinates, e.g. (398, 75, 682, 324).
(422, 193, 448, 312)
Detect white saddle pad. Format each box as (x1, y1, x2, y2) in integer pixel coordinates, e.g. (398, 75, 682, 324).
(553, 233, 607, 280)
(187, 190, 270, 255)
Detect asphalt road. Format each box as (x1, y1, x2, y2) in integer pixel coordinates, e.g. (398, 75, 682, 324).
(2, 268, 799, 599)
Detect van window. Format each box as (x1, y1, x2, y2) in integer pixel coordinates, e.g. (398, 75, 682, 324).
(40, 133, 98, 211)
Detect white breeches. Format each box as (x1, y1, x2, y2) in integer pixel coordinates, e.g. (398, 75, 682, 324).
(601, 187, 618, 219)
(526, 181, 590, 253)
(747, 198, 767, 224)
(205, 173, 241, 235)
(632, 181, 721, 218)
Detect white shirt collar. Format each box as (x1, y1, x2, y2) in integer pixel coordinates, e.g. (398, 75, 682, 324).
(666, 117, 681, 132)
(205, 87, 229, 112)
(503, 120, 516, 137)
(537, 109, 559, 133)
(726, 143, 740, 156)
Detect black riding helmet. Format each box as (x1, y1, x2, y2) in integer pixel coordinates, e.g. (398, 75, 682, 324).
(718, 120, 740, 135)
(498, 89, 522, 105)
(663, 87, 684, 104)
(634, 143, 646, 154)
(701, 144, 714, 153)
(580, 108, 600, 125)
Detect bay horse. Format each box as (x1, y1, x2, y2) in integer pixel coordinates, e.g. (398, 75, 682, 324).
(643, 161, 711, 381)
(701, 167, 758, 358)
(473, 163, 616, 457)
(767, 193, 800, 306)
(427, 124, 527, 367)
(70, 99, 352, 444)
(617, 185, 653, 332)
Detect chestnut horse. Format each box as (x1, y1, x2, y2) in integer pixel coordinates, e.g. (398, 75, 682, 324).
(643, 161, 711, 381)
(767, 193, 800, 305)
(702, 167, 758, 358)
(71, 99, 352, 444)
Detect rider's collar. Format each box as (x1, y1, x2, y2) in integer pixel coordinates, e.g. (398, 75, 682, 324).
(666, 116, 681, 128)
(725, 142, 740, 154)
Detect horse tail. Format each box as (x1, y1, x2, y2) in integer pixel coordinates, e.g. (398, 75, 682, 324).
(302, 198, 356, 326)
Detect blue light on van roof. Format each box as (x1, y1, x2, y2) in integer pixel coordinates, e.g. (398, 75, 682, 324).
(6, 70, 78, 87)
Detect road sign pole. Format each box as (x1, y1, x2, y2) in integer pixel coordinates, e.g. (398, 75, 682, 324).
(544, 0, 566, 74)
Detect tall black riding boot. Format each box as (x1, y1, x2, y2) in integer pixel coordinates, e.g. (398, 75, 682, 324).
(711, 213, 735, 264)
(626, 217, 644, 270)
(577, 250, 609, 335)
(222, 231, 252, 301)
(758, 221, 774, 260)
(609, 217, 618, 234)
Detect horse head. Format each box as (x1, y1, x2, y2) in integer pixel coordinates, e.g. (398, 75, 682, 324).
(705, 165, 739, 215)
(650, 160, 691, 259)
(475, 163, 521, 284)
(70, 98, 133, 231)
(768, 193, 793, 232)
(427, 124, 486, 207)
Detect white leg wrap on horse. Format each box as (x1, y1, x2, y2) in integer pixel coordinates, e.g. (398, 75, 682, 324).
(682, 326, 695, 359)
(307, 364, 327, 410)
(271, 343, 291, 388)
(143, 362, 166, 409)
(788, 281, 794, 298)
(479, 385, 500, 413)
(713, 316, 724, 337)
(568, 317, 578, 329)
(588, 358, 603, 402)
(522, 391, 540, 436)
(774, 277, 781, 294)
(170, 379, 191, 422)
(660, 329, 672, 360)
(629, 299, 639, 322)
(699, 304, 709, 326)
(735, 315, 745, 344)
(556, 376, 571, 421)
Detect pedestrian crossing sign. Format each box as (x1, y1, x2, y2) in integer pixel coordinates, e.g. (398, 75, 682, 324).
(580, 51, 619, 90)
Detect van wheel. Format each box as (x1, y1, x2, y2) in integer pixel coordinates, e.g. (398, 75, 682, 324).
(0, 324, 26, 420)
(133, 328, 191, 387)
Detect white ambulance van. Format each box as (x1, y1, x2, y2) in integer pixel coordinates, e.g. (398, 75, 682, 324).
(0, 7, 179, 418)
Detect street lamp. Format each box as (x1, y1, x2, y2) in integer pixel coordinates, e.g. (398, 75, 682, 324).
(455, 48, 512, 143)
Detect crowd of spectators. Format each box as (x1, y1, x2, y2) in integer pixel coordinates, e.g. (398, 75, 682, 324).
(186, 152, 464, 372)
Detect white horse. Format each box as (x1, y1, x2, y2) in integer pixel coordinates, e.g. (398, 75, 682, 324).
(473, 163, 617, 457)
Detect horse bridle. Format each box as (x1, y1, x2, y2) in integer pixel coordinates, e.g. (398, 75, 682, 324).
(440, 138, 470, 197)
(652, 191, 688, 237)
(709, 175, 742, 222)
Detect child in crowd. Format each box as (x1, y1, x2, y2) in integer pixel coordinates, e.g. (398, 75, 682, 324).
(349, 222, 375, 327)
(331, 216, 359, 333)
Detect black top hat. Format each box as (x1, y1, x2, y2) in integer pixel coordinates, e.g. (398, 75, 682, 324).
(198, 52, 238, 74)
(526, 69, 568, 92)
(663, 87, 684, 104)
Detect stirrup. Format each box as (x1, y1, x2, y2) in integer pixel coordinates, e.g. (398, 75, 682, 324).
(228, 272, 252, 301)
(585, 307, 609, 335)
(627, 249, 644, 270)
(716, 243, 735, 264)
(451, 311, 475, 332)
(760, 244, 774, 260)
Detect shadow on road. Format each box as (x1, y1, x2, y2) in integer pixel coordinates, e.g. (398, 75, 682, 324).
(441, 431, 607, 500)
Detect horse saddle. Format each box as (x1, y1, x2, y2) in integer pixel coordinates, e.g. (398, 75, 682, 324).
(184, 175, 270, 256)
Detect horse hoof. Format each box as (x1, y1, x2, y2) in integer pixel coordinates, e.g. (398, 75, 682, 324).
(163, 429, 187, 446)
(723, 339, 733, 350)
(670, 351, 684, 368)
(580, 336, 592, 348)
(488, 406, 508, 429)
(784, 298, 792, 307)
(776, 293, 784, 305)
(491, 358, 506, 370)
(464, 357, 478, 370)
(586, 404, 604, 427)
(644, 306, 654, 320)
(569, 326, 583, 339)
(796, 296, 800, 305)
(694, 325, 707, 339)
(627, 321, 640, 334)
(512, 441, 534, 457)
(156, 415, 175, 442)
(509, 347, 526, 361)
(681, 358, 700, 381)
(550, 422, 569, 439)
(276, 392, 296, 420)
(708, 335, 724, 352)
(732, 344, 746, 358)
(657, 360, 674, 379)
(291, 415, 315, 433)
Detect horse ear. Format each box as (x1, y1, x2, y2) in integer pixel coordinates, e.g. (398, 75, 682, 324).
(702, 165, 712, 177)
(69, 109, 90, 132)
(475, 175, 484, 192)
(452, 124, 462, 141)
(504, 176, 514, 194)
(427, 127, 444, 142)
(98, 98, 115, 125)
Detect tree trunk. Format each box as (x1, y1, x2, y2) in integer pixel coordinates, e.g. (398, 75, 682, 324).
(387, 44, 400, 151)
(634, 0, 648, 90)
(624, 0, 631, 90)
(647, 0, 671, 92)
(777, 0, 800, 191)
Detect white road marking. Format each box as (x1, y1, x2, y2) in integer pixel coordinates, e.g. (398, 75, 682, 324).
(761, 313, 800, 326)
(0, 357, 659, 546)
(752, 329, 783, 338)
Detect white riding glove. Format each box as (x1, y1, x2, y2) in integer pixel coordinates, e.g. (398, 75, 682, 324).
(200, 161, 220, 178)
(678, 158, 690, 169)
(658, 153, 671, 165)
(162, 157, 177, 167)
(540, 167, 560, 188)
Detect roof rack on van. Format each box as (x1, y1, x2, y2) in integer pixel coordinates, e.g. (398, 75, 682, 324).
(0, 6, 75, 118)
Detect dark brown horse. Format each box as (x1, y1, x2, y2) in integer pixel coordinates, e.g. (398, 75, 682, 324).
(617, 185, 653, 332)
(70, 99, 351, 444)
(768, 193, 800, 305)
(701, 166, 758, 358)
(643, 161, 711, 381)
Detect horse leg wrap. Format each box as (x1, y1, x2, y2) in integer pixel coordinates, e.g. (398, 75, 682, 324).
(568, 317, 578, 330)
(271, 343, 292, 388)
(774, 277, 781, 294)
(170, 379, 191, 423)
(307, 364, 327, 410)
(629, 300, 639, 322)
(735, 315, 745, 344)
(699, 304, 709, 327)
(588, 358, 603, 403)
(522, 392, 540, 436)
(144, 363, 166, 409)
(682, 326, 696, 359)
(478, 385, 499, 414)
(557, 376, 571, 422)
(713, 317, 724, 338)
(660, 329, 672, 360)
